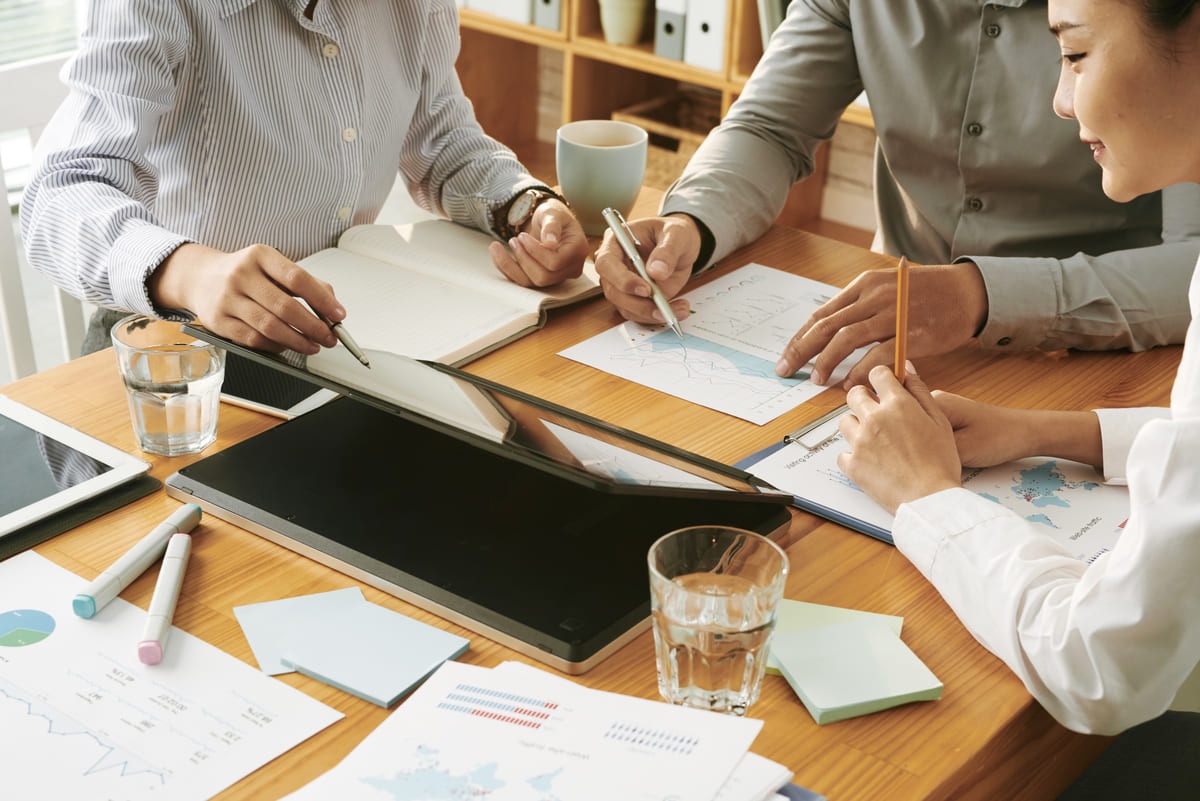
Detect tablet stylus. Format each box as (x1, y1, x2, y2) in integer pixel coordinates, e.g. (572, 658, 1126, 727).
(73, 504, 201, 619)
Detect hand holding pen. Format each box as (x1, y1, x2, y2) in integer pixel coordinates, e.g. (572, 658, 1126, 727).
(601, 207, 685, 340)
(318, 312, 370, 368)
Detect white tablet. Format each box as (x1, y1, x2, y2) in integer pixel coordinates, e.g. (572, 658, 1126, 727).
(0, 394, 151, 538)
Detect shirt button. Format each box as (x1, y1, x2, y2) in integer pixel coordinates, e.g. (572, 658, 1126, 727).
(996, 336, 1013, 347)
(966, 196, 984, 212)
(986, 23, 1001, 38)
(341, 127, 358, 143)
(322, 42, 340, 59)
(967, 122, 984, 137)
(337, 206, 352, 221)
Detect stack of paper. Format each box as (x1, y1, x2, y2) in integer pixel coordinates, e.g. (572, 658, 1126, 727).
(234, 588, 469, 708)
(282, 659, 808, 801)
(771, 617, 942, 725)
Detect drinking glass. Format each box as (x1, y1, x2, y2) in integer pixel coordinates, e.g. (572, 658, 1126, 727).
(648, 525, 789, 715)
(111, 315, 225, 456)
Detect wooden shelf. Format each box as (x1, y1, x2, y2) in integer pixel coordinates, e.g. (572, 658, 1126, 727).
(457, 0, 875, 231)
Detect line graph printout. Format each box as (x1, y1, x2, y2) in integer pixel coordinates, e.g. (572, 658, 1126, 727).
(284, 660, 766, 801)
(561, 264, 865, 425)
(0, 551, 342, 801)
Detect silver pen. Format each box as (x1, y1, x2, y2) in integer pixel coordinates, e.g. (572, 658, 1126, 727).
(320, 313, 371, 368)
(602, 207, 684, 340)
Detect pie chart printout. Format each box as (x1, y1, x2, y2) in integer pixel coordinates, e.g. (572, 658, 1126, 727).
(0, 609, 56, 647)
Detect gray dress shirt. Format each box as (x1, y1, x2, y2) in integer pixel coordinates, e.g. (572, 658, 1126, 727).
(21, 0, 542, 319)
(661, 0, 1200, 353)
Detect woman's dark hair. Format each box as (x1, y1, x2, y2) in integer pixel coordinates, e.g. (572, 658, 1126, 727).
(1139, 0, 1197, 30)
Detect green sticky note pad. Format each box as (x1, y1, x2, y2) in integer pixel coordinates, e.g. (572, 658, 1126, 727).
(771, 618, 941, 725)
(766, 599, 904, 675)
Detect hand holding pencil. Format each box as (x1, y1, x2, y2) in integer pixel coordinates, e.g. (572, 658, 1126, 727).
(894, 256, 910, 382)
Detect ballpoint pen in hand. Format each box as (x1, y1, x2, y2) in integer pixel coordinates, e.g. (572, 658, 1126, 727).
(601, 207, 685, 340)
(320, 313, 371, 368)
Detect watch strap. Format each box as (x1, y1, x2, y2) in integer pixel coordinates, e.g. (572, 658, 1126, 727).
(494, 187, 567, 241)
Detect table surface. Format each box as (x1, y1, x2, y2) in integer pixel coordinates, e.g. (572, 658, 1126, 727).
(3, 206, 1181, 801)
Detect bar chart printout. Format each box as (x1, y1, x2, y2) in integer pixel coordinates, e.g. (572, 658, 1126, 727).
(283, 659, 769, 801)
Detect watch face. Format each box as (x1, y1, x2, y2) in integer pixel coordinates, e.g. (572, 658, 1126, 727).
(508, 190, 537, 226)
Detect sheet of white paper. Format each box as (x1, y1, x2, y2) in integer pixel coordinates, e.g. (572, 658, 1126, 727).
(542, 420, 733, 492)
(751, 434, 1129, 562)
(560, 264, 866, 425)
(284, 660, 763, 801)
(0, 551, 342, 801)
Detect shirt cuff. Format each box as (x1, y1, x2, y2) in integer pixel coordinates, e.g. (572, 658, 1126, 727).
(965, 255, 1060, 350)
(110, 224, 193, 318)
(1094, 406, 1171, 483)
(893, 487, 1013, 578)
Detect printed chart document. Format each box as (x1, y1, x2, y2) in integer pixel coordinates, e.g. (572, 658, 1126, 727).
(284, 659, 789, 801)
(560, 263, 866, 425)
(301, 220, 601, 369)
(0, 551, 342, 801)
(745, 433, 1129, 559)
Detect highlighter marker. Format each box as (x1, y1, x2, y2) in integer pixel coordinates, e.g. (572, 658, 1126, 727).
(73, 504, 201, 619)
(137, 532, 192, 665)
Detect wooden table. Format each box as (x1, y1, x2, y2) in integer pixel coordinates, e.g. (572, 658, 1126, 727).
(3, 222, 1180, 801)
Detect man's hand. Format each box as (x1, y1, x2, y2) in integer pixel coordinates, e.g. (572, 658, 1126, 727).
(148, 242, 342, 354)
(776, 261, 988, 388)
(488, 199, 589, 287)
(593, 213, 697, 325)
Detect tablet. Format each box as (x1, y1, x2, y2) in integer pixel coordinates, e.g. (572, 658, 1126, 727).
(166, 367, 794, 673)
(220, 351, 338, 419)
(0, 395, 151, 538)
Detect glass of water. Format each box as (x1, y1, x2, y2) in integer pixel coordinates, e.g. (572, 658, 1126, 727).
(648, 525, 789, 715)
(111, 315, 225, 456)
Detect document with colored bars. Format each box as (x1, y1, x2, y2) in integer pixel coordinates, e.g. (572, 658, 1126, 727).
(282, 659, 821, 801)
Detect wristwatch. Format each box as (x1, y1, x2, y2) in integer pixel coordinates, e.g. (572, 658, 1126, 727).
(494, 187, 566, 241)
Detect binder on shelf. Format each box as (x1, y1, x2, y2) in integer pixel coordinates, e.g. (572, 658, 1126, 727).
(491, 0, 533, 24)
(533, 0, 562, 30)
(683, 0, 726, 72)
(654, 0, 687, 61)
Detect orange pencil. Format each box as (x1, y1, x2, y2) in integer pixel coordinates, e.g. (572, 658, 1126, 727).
(894, 256, 910, 382)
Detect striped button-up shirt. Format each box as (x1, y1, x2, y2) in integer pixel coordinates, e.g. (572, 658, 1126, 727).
(21, 0, 540, 318)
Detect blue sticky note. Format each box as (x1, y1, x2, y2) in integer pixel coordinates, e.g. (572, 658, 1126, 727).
(281, 600, 469, 708)
(233, 587, 367, 674)
(771, 619, 941, 725)
(766, 599, 904, 675)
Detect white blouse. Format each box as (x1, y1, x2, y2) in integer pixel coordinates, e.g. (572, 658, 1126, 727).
(893, 258, 1200, 735)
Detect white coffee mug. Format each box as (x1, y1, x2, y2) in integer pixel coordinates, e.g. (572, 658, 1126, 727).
(556, 119, 648, 236)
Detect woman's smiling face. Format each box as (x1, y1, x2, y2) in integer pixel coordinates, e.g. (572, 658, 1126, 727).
(1050, 0, 1200, 202)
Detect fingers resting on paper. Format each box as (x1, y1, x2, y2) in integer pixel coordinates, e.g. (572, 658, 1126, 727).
(775, 261, 989, 388)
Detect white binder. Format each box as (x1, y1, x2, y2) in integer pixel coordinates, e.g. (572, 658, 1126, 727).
(683, 0, 726, 72)
(533, 0, 562, 30)
(655, 0, 687, 61)
(490, 0, 533, 24)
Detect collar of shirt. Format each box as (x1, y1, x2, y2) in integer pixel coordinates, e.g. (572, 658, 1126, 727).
(218, 0, 326, 28)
